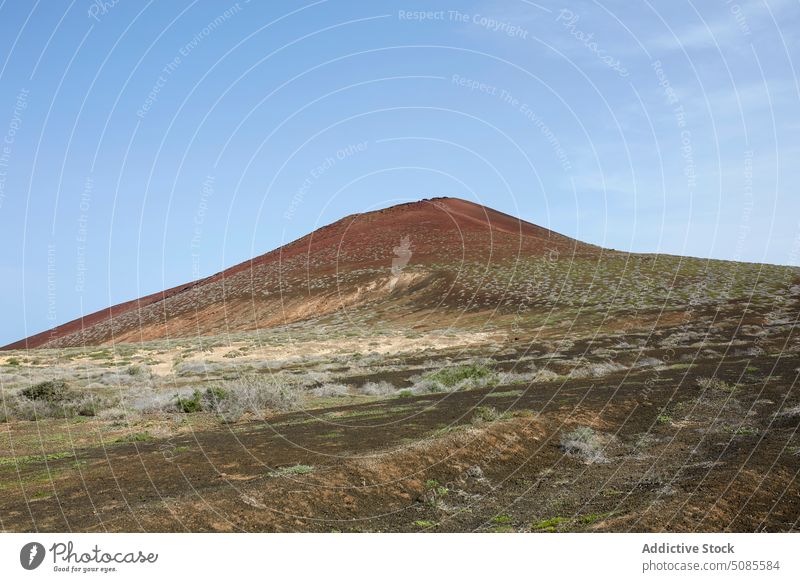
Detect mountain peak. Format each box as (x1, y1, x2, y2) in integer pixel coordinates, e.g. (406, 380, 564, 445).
(4, 198, 594, 349)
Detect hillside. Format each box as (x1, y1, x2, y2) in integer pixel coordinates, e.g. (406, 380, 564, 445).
(4, 197, 598, 349)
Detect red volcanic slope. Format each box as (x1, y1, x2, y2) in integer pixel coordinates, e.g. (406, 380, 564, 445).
(4, 197, 597, 349)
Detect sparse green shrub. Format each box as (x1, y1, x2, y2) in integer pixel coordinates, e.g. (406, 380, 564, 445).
(2, 381, 115, 422)
(424, 363, 495, 390)
(0, 451, 71, 466)
(423, 478, 449, 508)
(580, 512, 612, 524)
(126, 364, 143, 376)
(173, 385, 232, 414)
(5, 357, 20, 367)
(175, 390, 203, 413)
(204, 385, 228, 405)
(359, 381, 396, 396)
(532, 516, 569, 531)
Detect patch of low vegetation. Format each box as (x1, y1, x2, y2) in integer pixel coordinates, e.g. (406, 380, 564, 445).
(696, 377, 735, 392)
(21, 379, 71, 402)
(580, 512, 612, 524)
(423, 478, 449, 508)
(425, 479, 448, 496)
(358, 381, 397, 396)
(1, 380, 117, 422)
(270, 464, 314, 477)
(126, 364, 145, 376)
(531, 512, 612, 531)
(417, 362, 497, 392)
(531, 516, 570, 531)
(722, 424, 758, 436)
(560, 426, 606, 463)
(114, 432, 153, 443)
(310, 383, 350, 398)
(175, 390, 204, 413)
(413, 520, 436, 528)
(0, 451, 72, 467)
(170, 376, 300, 422)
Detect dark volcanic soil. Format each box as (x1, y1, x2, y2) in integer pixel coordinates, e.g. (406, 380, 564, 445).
(2, 344, 797, 533)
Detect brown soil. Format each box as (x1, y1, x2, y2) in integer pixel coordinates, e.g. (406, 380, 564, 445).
(1, 345, 797, 533)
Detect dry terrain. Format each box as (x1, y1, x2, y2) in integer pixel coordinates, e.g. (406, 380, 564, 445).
(1, 198, 798, 532)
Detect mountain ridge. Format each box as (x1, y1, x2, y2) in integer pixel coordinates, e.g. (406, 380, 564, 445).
(4, 197, 597, 350)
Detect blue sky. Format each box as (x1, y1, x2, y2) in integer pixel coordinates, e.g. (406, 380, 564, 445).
(0, 0, 798, 345)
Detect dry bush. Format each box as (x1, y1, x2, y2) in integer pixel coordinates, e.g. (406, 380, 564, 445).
(208, 375, 301, 422)
(310, 383, 350, 398)
(633, 357, 665, 369)
(569, 361, 626, 379)
(359, 381, 396, 396)
(496, 371, 538, 385)
(2, 383, 118, 421)
(531, 369, 560, 382)
(560, 426, 606, 463)
(128, 390, 184, 414)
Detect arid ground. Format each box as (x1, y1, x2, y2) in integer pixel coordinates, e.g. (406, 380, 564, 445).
(1, 199, 799, 532)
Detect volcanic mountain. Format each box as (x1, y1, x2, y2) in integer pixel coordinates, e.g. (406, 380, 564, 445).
(4, 198, 600, 350)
